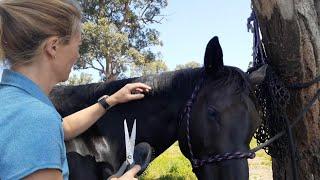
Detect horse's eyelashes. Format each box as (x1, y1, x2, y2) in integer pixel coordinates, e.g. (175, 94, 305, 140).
(207, 107, 218, 117)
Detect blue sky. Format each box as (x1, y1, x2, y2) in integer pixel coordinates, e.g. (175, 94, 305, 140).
(156, 1, 253, 71)
(0, 1, 253, 79)
(0, 62, 3, 78)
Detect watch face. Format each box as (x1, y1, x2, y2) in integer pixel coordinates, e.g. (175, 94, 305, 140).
(98, 95, 108, 101)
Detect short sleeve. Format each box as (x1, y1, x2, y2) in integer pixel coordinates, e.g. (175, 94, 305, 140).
(0, 102, 64, 180)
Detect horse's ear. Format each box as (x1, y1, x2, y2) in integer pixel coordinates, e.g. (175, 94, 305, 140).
(204, 36, 224, 74)
(248, 64, 268, 85)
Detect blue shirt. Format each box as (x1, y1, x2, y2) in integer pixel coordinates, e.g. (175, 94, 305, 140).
(0, 69, 69, 180)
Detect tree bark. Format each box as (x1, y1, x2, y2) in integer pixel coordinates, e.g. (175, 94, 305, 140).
(252, 0, 320, 179)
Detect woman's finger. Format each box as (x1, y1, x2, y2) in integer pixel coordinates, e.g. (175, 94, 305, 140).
(129, 93, 145, 100)
(131, 88, 144, 94)
(130, 83, 151, 90)
(124, 165, 141, 177)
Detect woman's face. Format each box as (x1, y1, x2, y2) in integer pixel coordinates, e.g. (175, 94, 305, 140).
(53, 31, 82, 82)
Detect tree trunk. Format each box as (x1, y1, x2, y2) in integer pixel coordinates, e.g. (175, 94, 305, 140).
(252, 0, 320, 179)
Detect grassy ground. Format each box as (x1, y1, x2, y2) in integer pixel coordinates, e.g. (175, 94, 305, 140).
(248, 139, 273, 180)
(140, 140, 272, 180)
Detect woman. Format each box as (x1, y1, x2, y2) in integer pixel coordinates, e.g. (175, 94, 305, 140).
(0, 0, 151, 179)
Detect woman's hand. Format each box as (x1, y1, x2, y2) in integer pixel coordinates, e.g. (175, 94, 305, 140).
(109, 165, 141, 180)
(107, 82, 151, 106)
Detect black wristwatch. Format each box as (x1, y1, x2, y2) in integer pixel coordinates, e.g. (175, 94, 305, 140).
(97, 95, 111, 110)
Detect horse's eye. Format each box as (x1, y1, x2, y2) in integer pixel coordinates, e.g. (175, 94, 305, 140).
(207, 107, 218, 117)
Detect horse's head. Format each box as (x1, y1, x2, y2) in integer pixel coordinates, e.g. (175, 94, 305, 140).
(178, 36, 266, 180)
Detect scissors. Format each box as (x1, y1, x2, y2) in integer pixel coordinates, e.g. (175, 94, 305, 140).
(124, 119, 136, 166)
(109, 119, 136, 178)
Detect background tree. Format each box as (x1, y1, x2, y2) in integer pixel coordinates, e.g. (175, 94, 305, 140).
(252, 0, 320, 179)
(174, 61, 201, 70)
(76, 0, 168, 81)
(131, 59, 168, 77)
(60, 72, 93, 85)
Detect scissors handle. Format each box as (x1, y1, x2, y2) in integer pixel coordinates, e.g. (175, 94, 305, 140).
(108, 161, 130, 179)
(127, 162, 135, 170)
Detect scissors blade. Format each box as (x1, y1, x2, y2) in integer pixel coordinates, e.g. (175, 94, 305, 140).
(124, 119, 134, 165)
(130, 119, 136, 147)
(127, 119, 136, 165)
(124, 119, 130, 158)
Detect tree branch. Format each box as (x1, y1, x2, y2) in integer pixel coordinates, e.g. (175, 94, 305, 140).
(119, 0, 131, 30)
(140, 16, 164, 24)
(140, 3, 152, 19)
(98, 0, 106, 17)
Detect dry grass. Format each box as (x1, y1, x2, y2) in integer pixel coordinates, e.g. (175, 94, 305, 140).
(248, 139, 273, 180)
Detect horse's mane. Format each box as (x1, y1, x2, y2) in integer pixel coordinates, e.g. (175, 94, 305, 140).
(94, 66, 250, 96)
(92, 68, 204, 98)
(50, 66, 253, 117)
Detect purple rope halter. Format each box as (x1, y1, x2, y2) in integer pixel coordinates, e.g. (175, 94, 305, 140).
(247, 11, 267, 66)
(180, 70, 256, 169)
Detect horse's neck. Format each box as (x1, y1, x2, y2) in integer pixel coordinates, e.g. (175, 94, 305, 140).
(87, 69, 203, 156)
(55, 68, 203, 157)
(129, 68, 203, 156)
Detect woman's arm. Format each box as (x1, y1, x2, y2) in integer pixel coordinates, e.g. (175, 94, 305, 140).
(24, 169, 63, 180)
(62, 83, 151, 140)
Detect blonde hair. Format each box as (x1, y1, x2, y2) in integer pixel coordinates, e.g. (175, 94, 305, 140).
(0, 0, 82, 66)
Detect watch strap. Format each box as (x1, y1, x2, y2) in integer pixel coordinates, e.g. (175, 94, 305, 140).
(98, 95, 111, 110)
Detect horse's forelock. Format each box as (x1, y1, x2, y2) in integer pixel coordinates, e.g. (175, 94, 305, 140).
(224, 67, 261, 134)
(208, 66, 252, 96)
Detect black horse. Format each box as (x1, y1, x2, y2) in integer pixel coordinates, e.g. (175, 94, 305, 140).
(50, 36, 265, 180)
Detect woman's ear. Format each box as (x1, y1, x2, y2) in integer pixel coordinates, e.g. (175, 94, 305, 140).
(44, 36, 59, 59)
(204, 36, 224, 74)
